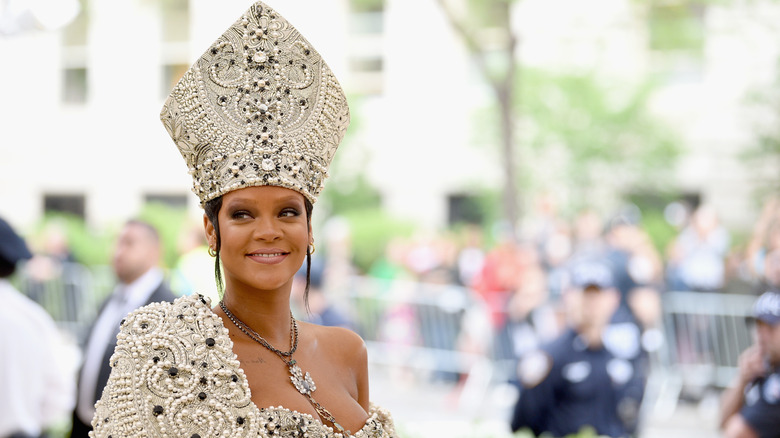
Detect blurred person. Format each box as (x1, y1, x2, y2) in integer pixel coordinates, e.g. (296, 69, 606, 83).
(23, 220, 78, 310)
(510, 260, 644, 437)
(667, 204, 730, 292)
(70, 219, 176, 437)
(320, 216, 357, 298)
(745, 198, 780, 282)
(171, 222, 219, 302)
(455, 224, 486, 287)
(404, 232, 443, 280)
(496, 265, 561, 365)
(745, 248, 780, 295)
(572, 208, 607, 258)
(720, 291, 780, 438)
(369, 236, 413, 282)
(762, 249, 780, 293)
(602, 210, 663, 333)
(0, 217, 75, 438)
(472, 225, 534, 330)
(291, 258, 355, 330)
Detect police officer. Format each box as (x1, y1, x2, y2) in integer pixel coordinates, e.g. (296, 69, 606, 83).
(510, 260, 643, 437)
(720, 291, 780, 438)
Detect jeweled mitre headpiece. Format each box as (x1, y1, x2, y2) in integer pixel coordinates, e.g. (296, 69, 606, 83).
(160, 1, 349, 205)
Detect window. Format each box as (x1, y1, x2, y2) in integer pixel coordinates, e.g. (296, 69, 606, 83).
(44, 194, 86, 219)
(62, 67, 88, 104)
(144, 193, 188, 209)
(349, 57, 383, 73)
(448, 194, 484, 226)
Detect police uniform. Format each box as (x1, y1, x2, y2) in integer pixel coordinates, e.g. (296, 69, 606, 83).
(739, 292, 780, 438)
(510, 329, 640, 437)
(510, 261, 643, 437)
(740, 368, 780, 438)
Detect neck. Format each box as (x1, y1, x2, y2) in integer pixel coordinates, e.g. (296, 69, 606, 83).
(577, 324, 604, 348)
(220, 281, 295, 347)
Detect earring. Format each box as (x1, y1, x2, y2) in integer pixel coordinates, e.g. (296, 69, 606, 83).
(208, 247, 217, 257)
(308, 243, 316, 255)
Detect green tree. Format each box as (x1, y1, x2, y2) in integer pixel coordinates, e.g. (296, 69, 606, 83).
(437, 0, 683, 228)
(437, 0, 522, 235)
(745, 64, 780, 198)
(516, 69, 680, 210)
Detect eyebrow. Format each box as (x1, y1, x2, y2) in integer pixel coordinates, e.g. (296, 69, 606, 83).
(224, 194, 304, 207)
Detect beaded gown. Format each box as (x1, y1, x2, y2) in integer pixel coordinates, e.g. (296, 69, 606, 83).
(90, 294, 396, 438)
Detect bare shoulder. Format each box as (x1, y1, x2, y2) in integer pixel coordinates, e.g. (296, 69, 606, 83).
(303, 323, 367, 363)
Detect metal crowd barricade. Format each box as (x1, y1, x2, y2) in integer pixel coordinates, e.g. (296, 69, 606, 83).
(343, 276, 481, 372)
(661, 291, 755, 387)
(644, 290, 757, 418)
(341, 275, 497, 406)
(14, 261, 114, 345)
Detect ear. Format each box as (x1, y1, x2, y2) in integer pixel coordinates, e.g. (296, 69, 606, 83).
(204, 213, 216, 248)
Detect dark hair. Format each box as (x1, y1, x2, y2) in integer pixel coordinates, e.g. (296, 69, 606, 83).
(125, 219, 161, 242)
(203, 194, 314, 310)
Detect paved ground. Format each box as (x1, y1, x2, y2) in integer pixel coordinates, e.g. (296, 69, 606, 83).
(368, 366, 722, 438)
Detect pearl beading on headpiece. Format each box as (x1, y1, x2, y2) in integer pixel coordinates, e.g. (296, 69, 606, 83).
(160, 1, 349, 205)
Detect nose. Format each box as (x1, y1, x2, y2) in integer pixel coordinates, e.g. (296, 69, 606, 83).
(253, 215, 282, 241)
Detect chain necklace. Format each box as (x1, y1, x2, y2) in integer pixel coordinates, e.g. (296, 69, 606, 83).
(219, 301, 352, 436)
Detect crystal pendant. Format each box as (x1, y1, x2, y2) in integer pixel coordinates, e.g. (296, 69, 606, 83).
(289, 362, 317, 395)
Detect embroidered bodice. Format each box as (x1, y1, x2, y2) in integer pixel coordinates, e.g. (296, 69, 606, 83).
(90, 294, 395, 438)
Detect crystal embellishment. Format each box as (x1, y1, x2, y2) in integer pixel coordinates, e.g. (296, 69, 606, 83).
(289, 361, 316, 395)
(159, 1, 350, 206)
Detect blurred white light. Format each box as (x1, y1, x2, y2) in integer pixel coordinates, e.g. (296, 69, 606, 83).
(0, 0, 80, 35)
(29, 0, 80, 31)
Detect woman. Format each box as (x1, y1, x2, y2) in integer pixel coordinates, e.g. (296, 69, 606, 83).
(91, 2, 396, 437)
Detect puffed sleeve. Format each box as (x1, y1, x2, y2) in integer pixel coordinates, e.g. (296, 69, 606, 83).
(90, 295, 260, 438)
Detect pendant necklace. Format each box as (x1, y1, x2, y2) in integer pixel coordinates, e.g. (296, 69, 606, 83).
(219, 300, 352, 436)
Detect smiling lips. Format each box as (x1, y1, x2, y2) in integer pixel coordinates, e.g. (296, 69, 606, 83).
(246, 249, 289, 264)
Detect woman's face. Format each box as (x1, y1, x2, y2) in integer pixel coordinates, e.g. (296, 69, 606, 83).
(206, 185, 311, 295)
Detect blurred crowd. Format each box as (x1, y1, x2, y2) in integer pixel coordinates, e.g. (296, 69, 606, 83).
(354, 197, 780, 357)
(4, 196, 780, 437)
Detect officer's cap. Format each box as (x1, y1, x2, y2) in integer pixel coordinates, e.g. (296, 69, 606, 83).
(570, 260, 614, 290)
(754, 291, 780, 325)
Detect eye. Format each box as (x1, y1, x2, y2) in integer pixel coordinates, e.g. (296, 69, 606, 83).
(280, 208, 300, 218)
(231, 210, 252, 219)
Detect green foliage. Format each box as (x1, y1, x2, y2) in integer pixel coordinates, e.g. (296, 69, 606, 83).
(515, 68, 681, 209)
(350, 0, 384, 12)
(33, 213, 113, 266)
(648, 2, 706, 53)
(138, 202, 189, 269)
(314, 92, 404, 272)
(640, 209, 678, 255)
(742, 60, 780, 200)
(628, 192, 681, 254)
(464, 0, 515, 29)
(340, 208, 416, 273)
(322, 175, 382, 214)
(30, 203, 189, 270)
